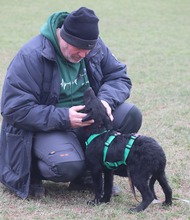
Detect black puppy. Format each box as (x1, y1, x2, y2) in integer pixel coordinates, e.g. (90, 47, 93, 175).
(82, 87, 172, 212)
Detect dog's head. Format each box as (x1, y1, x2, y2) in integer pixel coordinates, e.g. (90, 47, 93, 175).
(82, 87, 113, 130)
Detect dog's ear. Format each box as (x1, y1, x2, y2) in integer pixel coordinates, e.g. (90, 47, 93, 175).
(83, 87, 96, 110)
(83, 87, 100, 116)
(83, 87, 113, 130)
(82, 109, 93, 122)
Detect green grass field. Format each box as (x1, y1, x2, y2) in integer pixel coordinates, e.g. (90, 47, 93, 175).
(0, 0, 190, 219)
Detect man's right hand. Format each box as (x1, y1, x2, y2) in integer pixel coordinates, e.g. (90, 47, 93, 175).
(69, 105, 94, 128)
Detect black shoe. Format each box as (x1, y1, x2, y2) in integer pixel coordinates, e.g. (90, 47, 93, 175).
(68, 170, 120, 196)
(29, 180, 45, 198)
(69, 180, 120, 196)
(68, 170, 94, 192)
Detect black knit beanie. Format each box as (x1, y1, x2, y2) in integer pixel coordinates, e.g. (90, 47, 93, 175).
(60, 7, 99, 50)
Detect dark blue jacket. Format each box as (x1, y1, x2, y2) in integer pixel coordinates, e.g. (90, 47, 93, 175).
(0, 34, 132, 198)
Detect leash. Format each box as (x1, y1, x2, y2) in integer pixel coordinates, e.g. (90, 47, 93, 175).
(172, 197, 190, 203)
(127, 169, 141, 203)
(126, 173, 190, 204)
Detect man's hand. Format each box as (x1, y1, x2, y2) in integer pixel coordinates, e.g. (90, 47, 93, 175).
(101, 100, 114, 121)
(69, 105, 94, 128)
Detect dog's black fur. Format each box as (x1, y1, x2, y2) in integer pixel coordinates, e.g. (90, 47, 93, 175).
(82, 87, 172, 212)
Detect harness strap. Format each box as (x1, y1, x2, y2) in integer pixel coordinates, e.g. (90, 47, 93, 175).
(103, 134, 138, 170)
(86, 131, 139, 170)
(85, 130, 107, 148)
(103, 134, 117, 169)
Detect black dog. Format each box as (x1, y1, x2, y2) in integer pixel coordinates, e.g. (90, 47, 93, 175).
(82, 87, 172, 212)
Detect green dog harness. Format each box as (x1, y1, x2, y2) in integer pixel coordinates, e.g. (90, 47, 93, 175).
(85, 132, 139, 170)
(85, 130, 107, 146)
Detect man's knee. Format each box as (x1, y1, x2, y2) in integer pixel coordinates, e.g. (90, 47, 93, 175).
(113, 103, 142, 133)
(125, 104, 142, 133)
(37, 159, 86, 182)
(32, 131, 85, 182)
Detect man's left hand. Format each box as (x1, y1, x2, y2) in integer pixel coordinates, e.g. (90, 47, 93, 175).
(101, 100, 114, 121)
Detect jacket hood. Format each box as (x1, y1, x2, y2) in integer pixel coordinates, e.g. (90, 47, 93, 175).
(40, 11, 69, 58)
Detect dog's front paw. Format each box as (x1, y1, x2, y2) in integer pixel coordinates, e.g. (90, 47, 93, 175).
(87, 198, 100, 206)
(162, 201, 172, 207)
(129, 206, 144, 213)
(100, 197, 110, 204)
(129, 207, 138, 213)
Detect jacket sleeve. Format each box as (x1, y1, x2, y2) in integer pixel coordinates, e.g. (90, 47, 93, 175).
(86, 38, 132, 110)
(1, 48, 70, 132)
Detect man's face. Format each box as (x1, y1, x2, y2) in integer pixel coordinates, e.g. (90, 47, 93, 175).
(59, 38, 90, 63)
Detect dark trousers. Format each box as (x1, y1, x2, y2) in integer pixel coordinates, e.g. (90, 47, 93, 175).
(31, 103, 142, 183)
